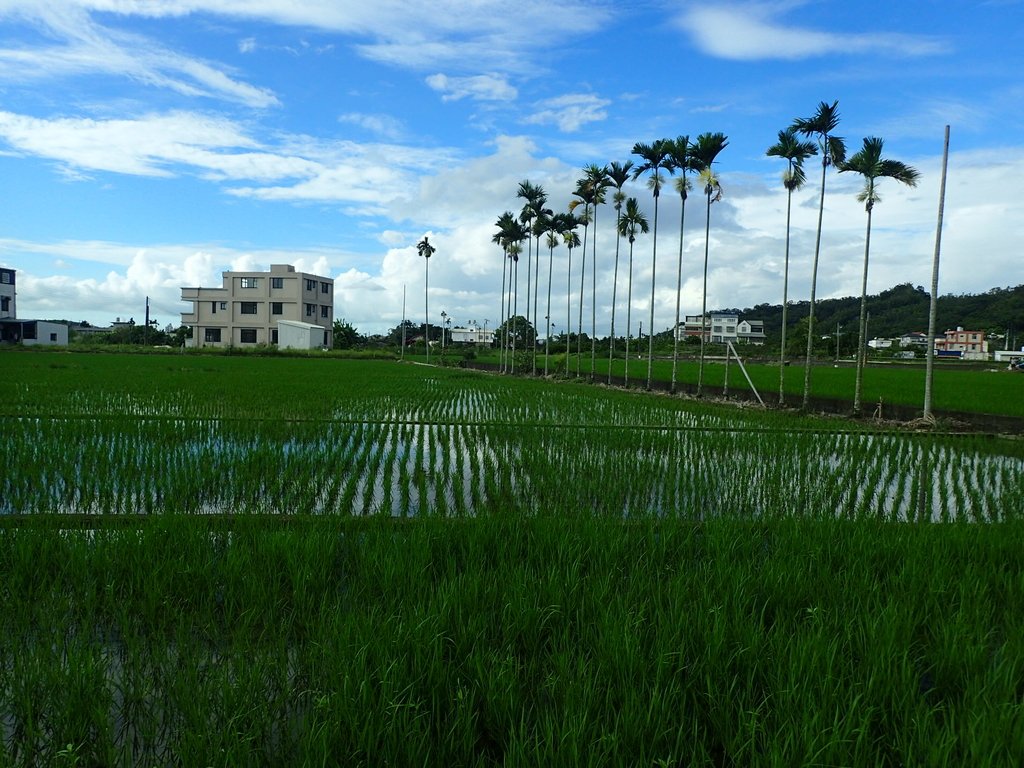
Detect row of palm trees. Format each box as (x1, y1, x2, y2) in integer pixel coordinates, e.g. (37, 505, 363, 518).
(483, 100, 918, 410)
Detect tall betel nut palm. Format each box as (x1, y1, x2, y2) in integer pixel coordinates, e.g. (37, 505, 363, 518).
(618, 196, 649, 388)
(840, 136, 920, 415)
(516, 180, 550, 374)
(582, 163, 610, 381)
(631, 138, 674, 390)
(606, 160, 633, 384)
(791, 100, 846, 410)
(417, 235, 436, 363)
(492, 211, 518, 373)
(690, 131, 728, 398)
(568, 176, 597, 377)
(667, 136, 699, 394)
(766, 128, 817, 405)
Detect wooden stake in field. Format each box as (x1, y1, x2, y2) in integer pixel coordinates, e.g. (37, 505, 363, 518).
(924, 126, 950, 423)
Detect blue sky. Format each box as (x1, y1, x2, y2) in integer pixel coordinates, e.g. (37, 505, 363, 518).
(1, 1, 1021, 336)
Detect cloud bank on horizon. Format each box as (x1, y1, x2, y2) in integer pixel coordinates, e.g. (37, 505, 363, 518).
(0, 0, 1021, 334)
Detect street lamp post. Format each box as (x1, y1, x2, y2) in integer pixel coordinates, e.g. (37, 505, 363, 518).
(440, 311, 447, 350)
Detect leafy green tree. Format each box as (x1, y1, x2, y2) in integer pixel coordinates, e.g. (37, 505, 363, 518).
(493, 315, 536, 348)
(332, 319, 363, 349)
(767, 127, 817, 405)
(791, 100, 847, 409)
(840, 136, 920, 415)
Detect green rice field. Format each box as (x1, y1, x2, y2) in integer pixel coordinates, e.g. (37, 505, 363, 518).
(2, 351, 1023, 765)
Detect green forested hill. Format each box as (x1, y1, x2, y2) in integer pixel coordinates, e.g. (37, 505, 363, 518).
(724, 283, 1024, 347)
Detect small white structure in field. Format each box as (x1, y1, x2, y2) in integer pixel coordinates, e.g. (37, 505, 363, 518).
(277, 320, 326, 350)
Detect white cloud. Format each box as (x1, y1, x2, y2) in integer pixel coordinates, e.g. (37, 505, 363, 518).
(425, 73, 517, 102)
(677, 4, 948, 61)
(338, 112, 406, 140)
(524, 94, 611, 133)
(0, 4, 279, 107)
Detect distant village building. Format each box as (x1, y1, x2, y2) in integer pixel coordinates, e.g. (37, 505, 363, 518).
(450, 325, 495, 345)
(934, 327, 989, 360)
(867, 338, 894, 350)
(677, 313, 765, 345)
(180, 264, 333, 349)
(0, 267, 69, 346)
(898, 332, 931, 347)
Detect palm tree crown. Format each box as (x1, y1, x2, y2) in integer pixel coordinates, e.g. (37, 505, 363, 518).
(767, 127, 817, 192)
(839, 136, 920, 210)
(791, 100, 846, 169)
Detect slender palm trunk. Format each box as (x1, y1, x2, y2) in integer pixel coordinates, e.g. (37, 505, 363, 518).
(424, 257, 430, 364)
(779, 184, 794, 405)
(576, 216, 588, 377)
(697, 193, 712, 396)
(853, 205, 873, 415)
(625, 245, 634, 387)
(533, 236, 541, 375)
(671, 195, 687, 393)
(499, 251, 508, 373)
(608, 210, 622, 385)
(511, 258, 518, 374)
(590, 206, 598, 381)
(646, 197, 659, 390)
(566, 247, 572, 376)
(524, 235, 532, 374)
(802, 158, 829, 410)
(545, 241, 554, 376)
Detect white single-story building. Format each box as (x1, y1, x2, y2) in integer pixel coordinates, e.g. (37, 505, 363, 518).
(0, 319, 69, 346)
(277, 319, 327, 350)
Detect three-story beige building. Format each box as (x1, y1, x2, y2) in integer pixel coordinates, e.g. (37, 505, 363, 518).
(181, 264, 334, 348)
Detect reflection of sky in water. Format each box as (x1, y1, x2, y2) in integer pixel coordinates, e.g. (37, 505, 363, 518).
(3, 418, 1021, 522)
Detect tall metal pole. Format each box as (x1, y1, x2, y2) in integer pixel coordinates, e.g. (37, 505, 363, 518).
(924, 125, 950, 422)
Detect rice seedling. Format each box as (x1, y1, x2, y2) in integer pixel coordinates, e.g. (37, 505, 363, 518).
(2, 353, 1024, 764)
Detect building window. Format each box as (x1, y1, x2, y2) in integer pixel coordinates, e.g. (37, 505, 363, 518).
(1, 296, 8, 311)
(210, 301, 217, 313)
(205, 328, 221, 343)
(271, 302, 283, 315)
(320, 281, 330, 294)
(306, 279, 317, 291)
(305, 303, 315, 317)
(240, 277, 259, 289)
(220, 302, 227, 310)
(50, 333, 58, 342)
(271, 277, 284, 289)
(320, 305, 330, 318)
(271, 329, 279, 344)
(240, 302, 258, 315)
(23, 322, 36, 340)
(240, 328, 257, 344)
(1, 271, 11, 283)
